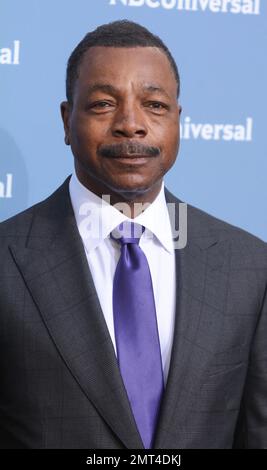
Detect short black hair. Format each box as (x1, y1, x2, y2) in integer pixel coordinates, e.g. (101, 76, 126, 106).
(66, 19, 180, 105)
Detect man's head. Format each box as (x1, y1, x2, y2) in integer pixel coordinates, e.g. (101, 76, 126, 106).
(61, 20, 182, 203)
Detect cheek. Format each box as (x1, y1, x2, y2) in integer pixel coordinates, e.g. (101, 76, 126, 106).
(168, 118, 180, 146)
(70, 118, 106, 154)
(159, 136, 179, 174)
(170, 126, 180, 153)
(157, 122, 179, 156)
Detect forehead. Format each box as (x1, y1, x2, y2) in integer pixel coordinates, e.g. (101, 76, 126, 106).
(76, 46, 177, 95)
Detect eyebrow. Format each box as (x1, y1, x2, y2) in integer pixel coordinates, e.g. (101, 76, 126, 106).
(87, 83, 118, 96)
(86, 82, 171, 99)
(142, 85, 170, 99)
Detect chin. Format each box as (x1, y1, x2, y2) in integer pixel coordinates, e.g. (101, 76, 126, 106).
(106, 177, 159, 200)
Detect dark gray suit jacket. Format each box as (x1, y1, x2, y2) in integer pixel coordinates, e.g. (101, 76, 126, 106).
(0, 175, 267, 449)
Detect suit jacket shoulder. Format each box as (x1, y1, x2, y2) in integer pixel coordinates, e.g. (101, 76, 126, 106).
(164, 187, 267, 262)
(0, 175, 72, 247)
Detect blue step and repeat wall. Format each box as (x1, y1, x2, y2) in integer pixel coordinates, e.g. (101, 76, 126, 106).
(1, 0, 266, 240)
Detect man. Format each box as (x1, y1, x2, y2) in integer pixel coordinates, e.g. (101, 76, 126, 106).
(0, 20, 266, 449)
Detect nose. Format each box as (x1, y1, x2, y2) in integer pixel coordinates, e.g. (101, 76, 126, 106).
(111, 101, 147, 138)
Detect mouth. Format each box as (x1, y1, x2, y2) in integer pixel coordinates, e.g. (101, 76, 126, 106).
(105, 154, 155, 164)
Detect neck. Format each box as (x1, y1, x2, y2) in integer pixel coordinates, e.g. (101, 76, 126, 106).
(74, 168, 162, 219)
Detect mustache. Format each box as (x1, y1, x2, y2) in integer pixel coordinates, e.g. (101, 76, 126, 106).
(97, 142, 161, 158)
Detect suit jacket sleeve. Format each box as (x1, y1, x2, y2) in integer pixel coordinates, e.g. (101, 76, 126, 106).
(234, 281, 267, 448)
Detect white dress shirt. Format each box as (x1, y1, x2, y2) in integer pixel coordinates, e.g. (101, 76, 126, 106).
(69, 171, 176, 386)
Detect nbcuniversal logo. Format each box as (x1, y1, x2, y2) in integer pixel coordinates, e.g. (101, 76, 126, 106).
(109, 0, 261, 15)
(0, 174, 13, 198)
(180, 117, 253, 141)
(0, 40, 20, 65)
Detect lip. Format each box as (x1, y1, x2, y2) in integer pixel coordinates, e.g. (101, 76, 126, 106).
(106, 155, 154, 164)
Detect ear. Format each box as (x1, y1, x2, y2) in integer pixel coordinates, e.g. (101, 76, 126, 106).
(60, 101, 71, 145)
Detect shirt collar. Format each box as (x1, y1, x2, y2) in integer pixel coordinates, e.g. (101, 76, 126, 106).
(69, 171, 174, 254)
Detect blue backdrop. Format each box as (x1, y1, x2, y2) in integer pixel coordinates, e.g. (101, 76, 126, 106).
(1, 0, 266, 241)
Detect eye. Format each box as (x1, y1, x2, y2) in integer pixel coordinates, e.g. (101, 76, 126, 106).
(91, 101, 112, 108)
(149, 102, 163, 108)
(145, 101, 168, 111)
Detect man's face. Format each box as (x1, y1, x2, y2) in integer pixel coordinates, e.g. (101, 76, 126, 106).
(61, 46, 181, 199)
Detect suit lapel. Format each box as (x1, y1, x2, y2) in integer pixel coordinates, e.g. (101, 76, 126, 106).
(153, 190, 229, 448)
(9, 177, 144, 449)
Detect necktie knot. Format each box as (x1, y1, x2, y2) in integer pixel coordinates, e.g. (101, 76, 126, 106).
(111, 221, 145, 246)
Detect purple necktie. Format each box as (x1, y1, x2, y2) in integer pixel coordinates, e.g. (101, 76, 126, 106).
(111, 221, 164, 449)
